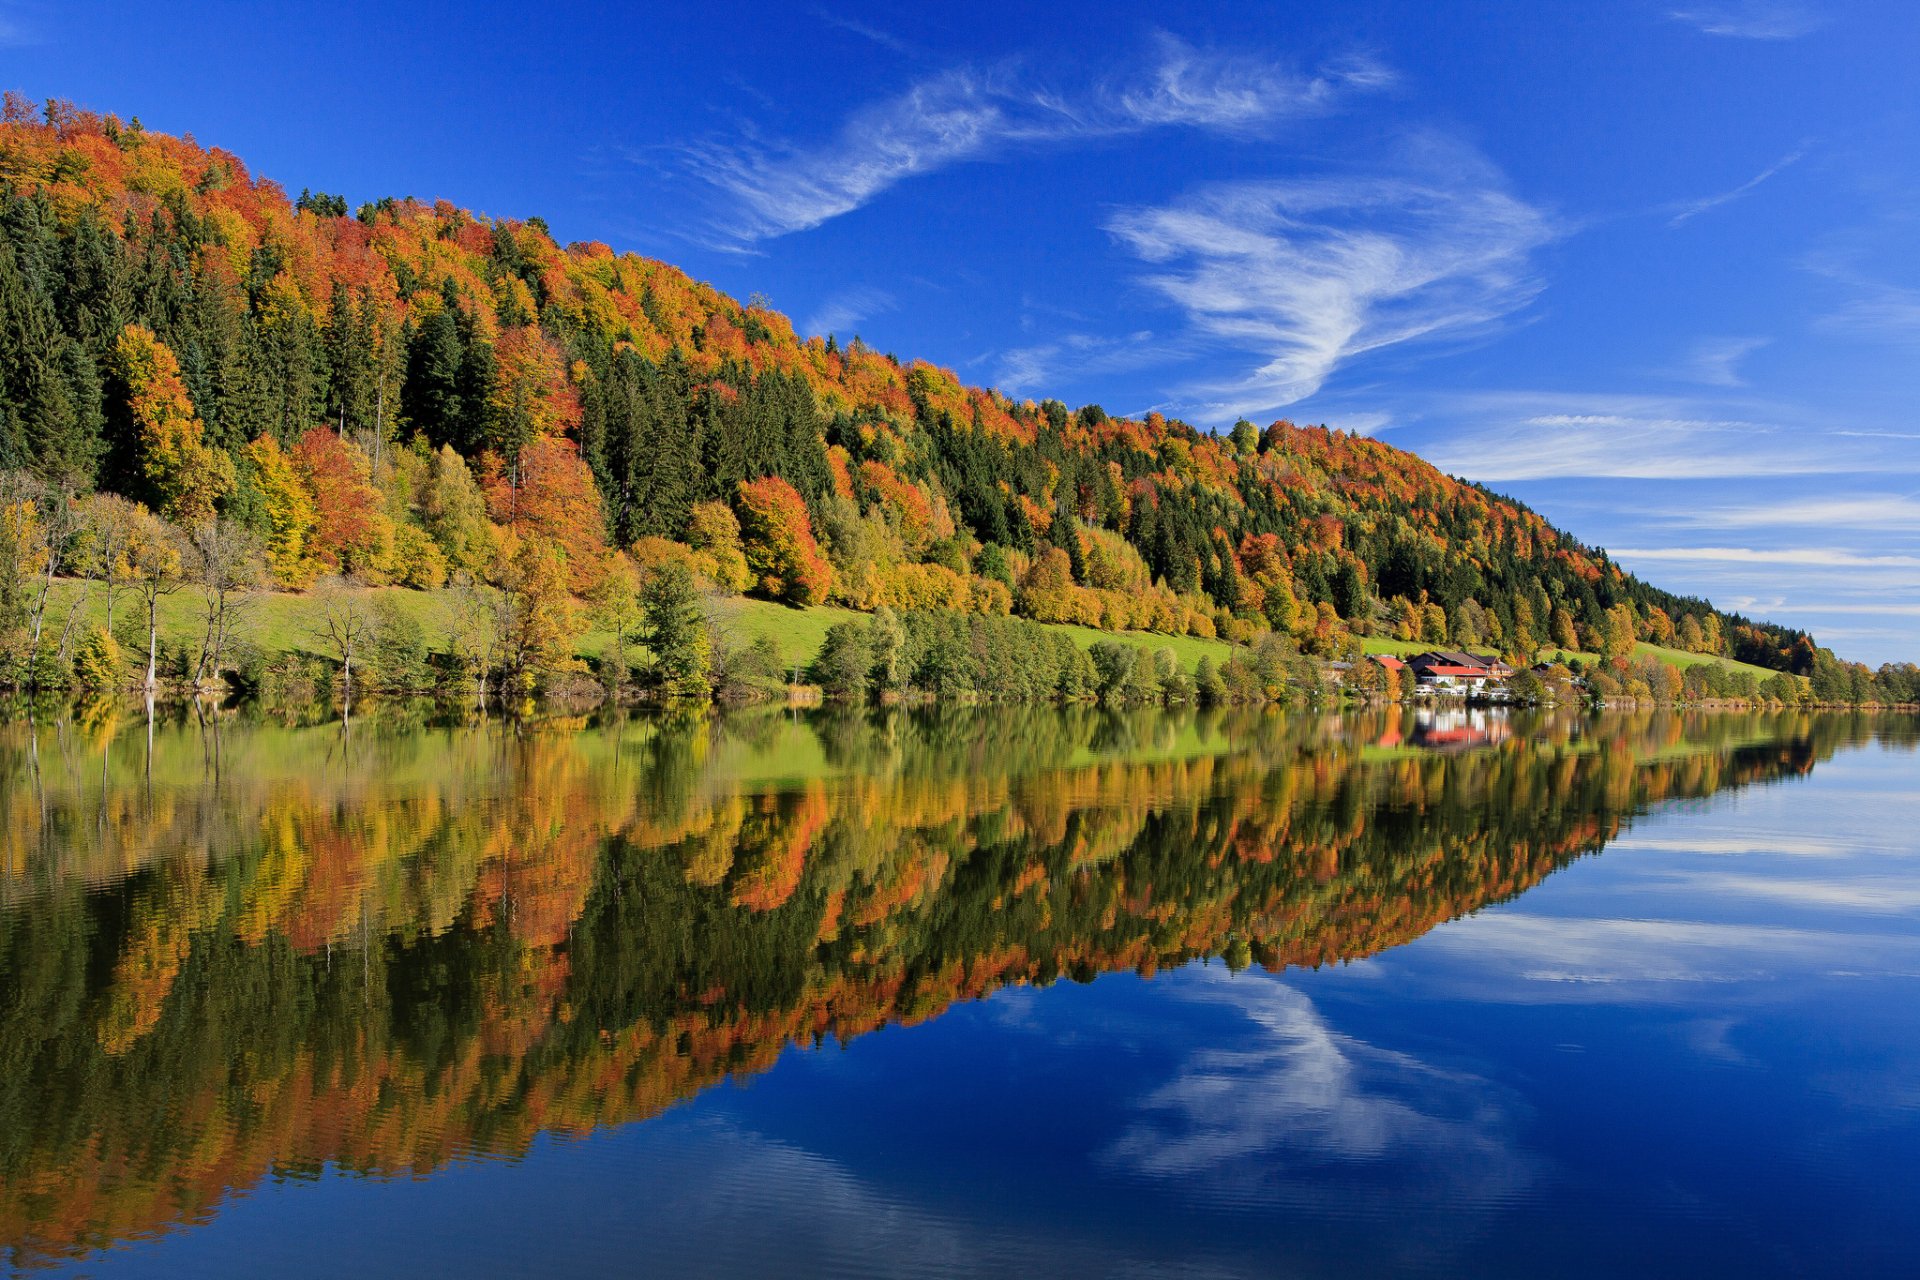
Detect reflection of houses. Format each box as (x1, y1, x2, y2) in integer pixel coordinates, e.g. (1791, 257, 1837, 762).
(1407, 650, 1513, 694)
(1411, 706, 1512, 753)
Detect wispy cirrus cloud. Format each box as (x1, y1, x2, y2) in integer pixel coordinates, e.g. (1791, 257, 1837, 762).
(1667, 147, 1806, 226)
(1663, 872, 1920, 914)
(1607, 545, 1920, 568)
(1104, 136, 1555, 420)
(809, 7, 916, 57)
(1414, 391, 1908, 481)
(1668, 2, 1825, 39)
(1799, 213, 1920, 342)
(1752, 601, 1920, 618)
(1813, 272, 1920, 343)
(801, 285, 896, 338)
(680, 36, 1391, 245)
(993, 329, 1165, 398)
(1658, 494, 1920, 531)
(0, 5, 35, 46)
(1667, 334, 1770, 386)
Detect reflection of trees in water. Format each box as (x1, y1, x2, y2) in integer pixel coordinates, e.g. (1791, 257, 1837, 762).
(0, 705, 1906, 1268)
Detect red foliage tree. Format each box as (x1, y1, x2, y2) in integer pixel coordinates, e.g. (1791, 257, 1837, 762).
(484, 435, 606, 591)
(486, 326, 581, 512)
(291, 427, 387, 575)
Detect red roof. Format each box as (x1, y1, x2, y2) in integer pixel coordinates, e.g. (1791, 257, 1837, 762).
(1371, 655, 1405, 671)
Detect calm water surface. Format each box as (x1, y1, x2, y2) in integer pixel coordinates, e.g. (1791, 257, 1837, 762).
(1, 705, 1916, 1277)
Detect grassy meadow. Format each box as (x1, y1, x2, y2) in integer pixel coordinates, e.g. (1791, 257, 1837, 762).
(38, 578, 1787, 686)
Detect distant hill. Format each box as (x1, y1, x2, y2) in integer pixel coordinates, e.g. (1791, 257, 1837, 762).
(0, 94, 1816, 672)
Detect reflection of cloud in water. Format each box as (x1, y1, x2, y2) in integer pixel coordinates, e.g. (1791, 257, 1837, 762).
(1659, 872, 1920, 914)
(1411, 915, 1920, 999)
(1609, 833, 1858, 860)
(1104, 970, 1536, 1222)
(594, 1116, 1245, 1279)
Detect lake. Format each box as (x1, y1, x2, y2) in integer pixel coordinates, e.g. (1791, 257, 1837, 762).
(1, 704, 1916, 1277)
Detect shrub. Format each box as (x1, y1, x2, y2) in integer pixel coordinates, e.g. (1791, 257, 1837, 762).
(72, 626, 122, 690)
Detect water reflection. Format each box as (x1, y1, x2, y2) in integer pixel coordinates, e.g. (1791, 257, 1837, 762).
(0, 704, 1907, 1271)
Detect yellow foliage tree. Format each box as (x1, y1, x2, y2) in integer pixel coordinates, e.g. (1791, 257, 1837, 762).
(686, 501, 751, 594)
(115, 324, 233, 524)
(247, 435, 320, 589)
(496, 535, 583, 688)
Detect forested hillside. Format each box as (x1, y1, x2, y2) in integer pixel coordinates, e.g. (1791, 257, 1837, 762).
(0, 95, 1821, 685)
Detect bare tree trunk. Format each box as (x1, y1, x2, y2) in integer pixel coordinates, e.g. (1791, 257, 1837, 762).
(56, 585, 87, 666)
(146, 593, 159, 691)
(28, 556, 56, 687)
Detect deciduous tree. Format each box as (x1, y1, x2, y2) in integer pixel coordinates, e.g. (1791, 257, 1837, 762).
(737, 476, 831, 605)
(183, 517, 263, 689)
(247, 434, 319, 588)
(114, 324, 233, 524)
(123, 504, 182, 691)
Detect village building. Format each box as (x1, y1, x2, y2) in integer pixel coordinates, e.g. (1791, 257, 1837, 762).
(1406, 651, 1514, 694)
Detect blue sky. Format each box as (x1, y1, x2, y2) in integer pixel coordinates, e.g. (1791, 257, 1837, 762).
(5, 0, 1917, 662)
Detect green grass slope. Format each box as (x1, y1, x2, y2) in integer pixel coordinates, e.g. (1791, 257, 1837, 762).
(41, 579, 1788, 687)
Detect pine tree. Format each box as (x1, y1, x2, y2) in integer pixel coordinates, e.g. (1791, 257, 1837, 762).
(402, 302, 466, 449)
(642, 560, 710, 699)
(0, 238, 90, 481)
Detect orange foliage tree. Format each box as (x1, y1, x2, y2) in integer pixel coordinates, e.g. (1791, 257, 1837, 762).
(736, 476, 832, 605)
(486, 326, 580, 513)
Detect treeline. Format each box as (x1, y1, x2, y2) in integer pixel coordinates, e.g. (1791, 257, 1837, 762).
(0, 96, 1845, 697)
(811, 607, 1330, 707)
(1572, 650, 1917, 709)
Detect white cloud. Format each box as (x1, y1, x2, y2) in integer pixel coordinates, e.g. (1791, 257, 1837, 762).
(809, 7, 916, 56)
(1336, 410, 1395, 436)
(685, 36, 1389, 243)
(1668, 335, 1770, 386)
(1105, 138, 1555, 419)
(801, 286, 895, 337)
(1667, 148, 1806, 226)
(1663, 494, 1920, 531)
(1803, 237, 1920, 343)
(1420, 404, 1804, 479)
(1608, 546, 1920, 568)
(992, 329, 1164, 397)
(1669, 2, 1825, 39)
(1759, 601, 1920, 618)
(1417, 392, 1884, 481)
(1820, 280, 1920, 342)
(467, 1113, 1240, 1278)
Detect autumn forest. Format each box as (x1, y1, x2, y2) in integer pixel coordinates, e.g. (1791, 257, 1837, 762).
(0, 96, 1904, 707)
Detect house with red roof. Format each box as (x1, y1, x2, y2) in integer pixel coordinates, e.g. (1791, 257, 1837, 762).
(1407, 651, 1513, 693)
